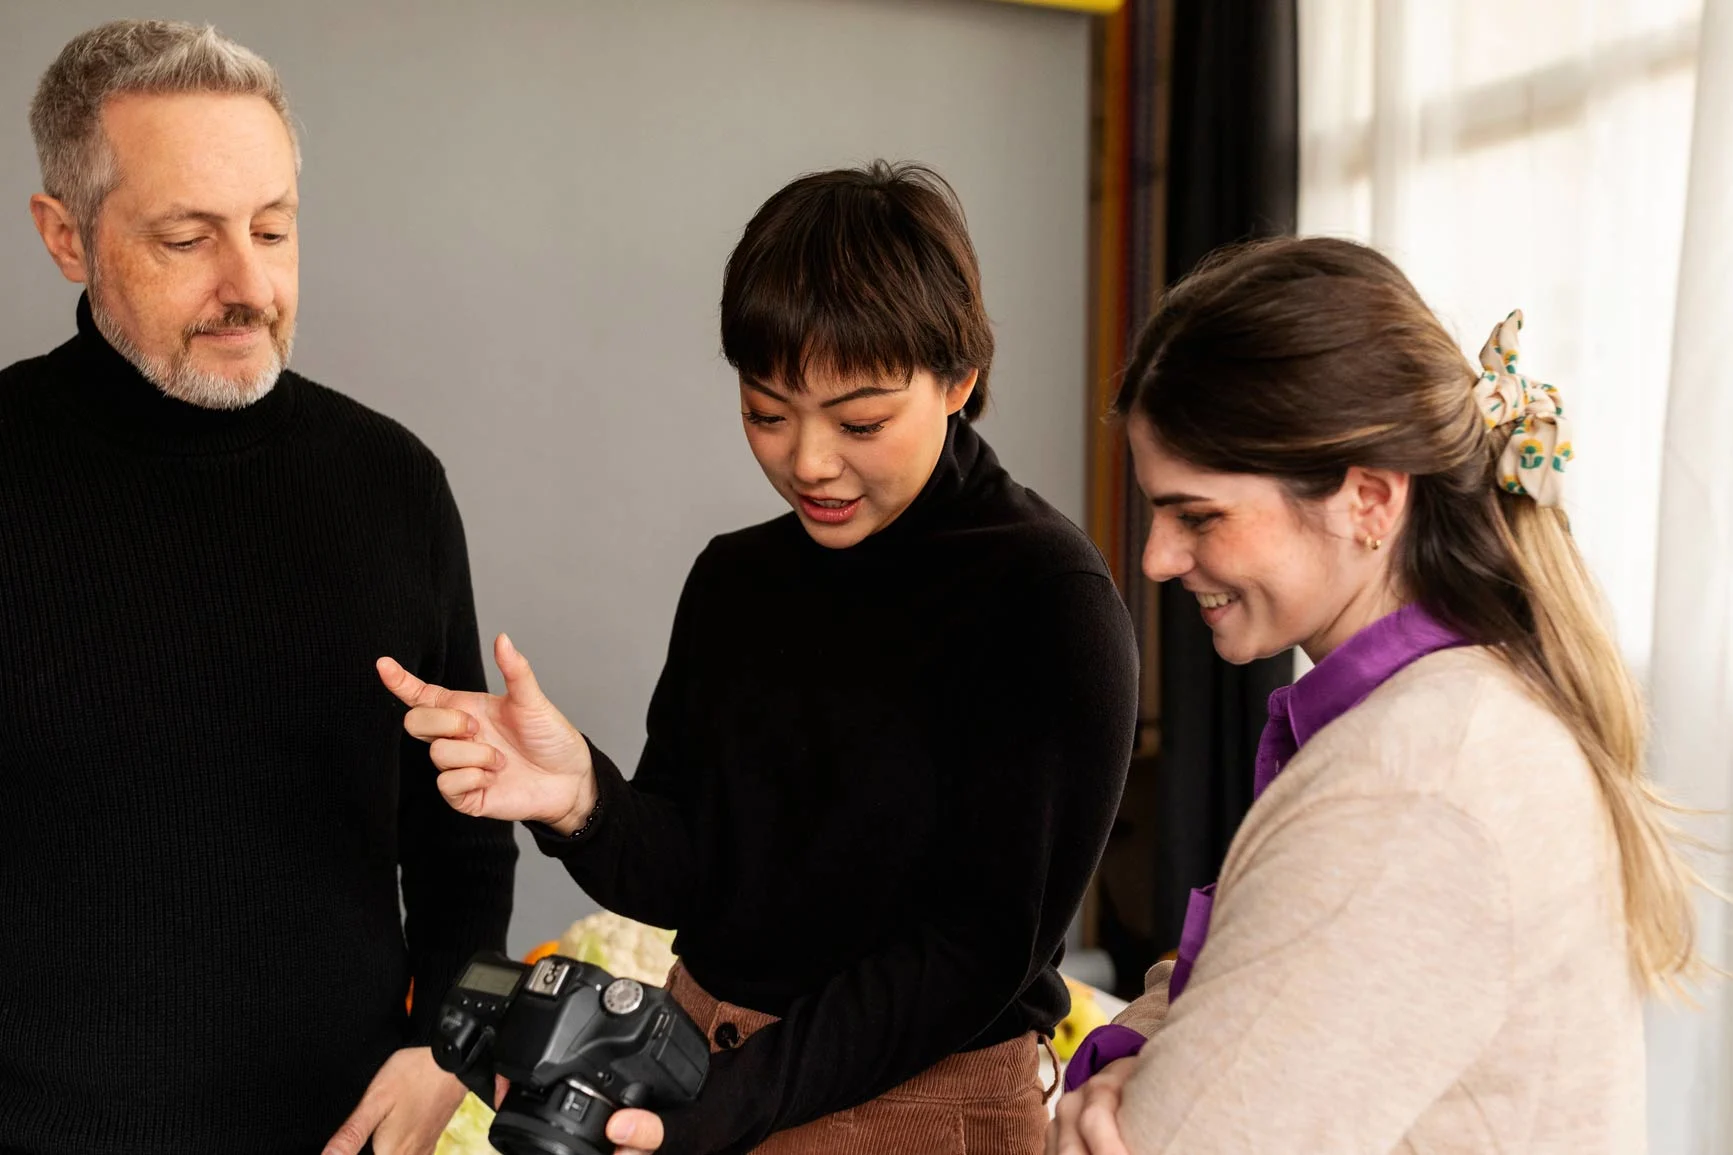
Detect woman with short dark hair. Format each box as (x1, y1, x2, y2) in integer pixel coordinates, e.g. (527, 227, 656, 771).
(382, 161, 1139, 1155)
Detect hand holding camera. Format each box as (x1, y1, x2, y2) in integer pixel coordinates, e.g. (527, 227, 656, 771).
(379, 634, 598, 834)
(434, 952, 708, 1155)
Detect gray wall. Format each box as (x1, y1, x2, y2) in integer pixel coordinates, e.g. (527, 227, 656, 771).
(0, 0, 1092, 956)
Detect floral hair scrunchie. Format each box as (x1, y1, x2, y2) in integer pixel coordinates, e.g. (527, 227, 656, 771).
(1472, 309, 1572, 506)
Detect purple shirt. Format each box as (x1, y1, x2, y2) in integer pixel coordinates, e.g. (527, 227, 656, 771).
(1063, 604, 1467, 1091)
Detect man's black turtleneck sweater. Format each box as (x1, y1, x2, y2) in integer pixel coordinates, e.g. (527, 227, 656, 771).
(0, 297, 517, 1155)
(536, 416, 1140, 1153)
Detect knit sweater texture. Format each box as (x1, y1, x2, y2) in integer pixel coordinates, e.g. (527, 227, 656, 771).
(0, 297, 517, 1154)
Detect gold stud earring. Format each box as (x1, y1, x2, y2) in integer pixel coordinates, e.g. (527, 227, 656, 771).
(1364, 534, 1382, 551)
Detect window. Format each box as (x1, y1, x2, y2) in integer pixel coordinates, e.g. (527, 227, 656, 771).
(1299, 0, 1703, 679)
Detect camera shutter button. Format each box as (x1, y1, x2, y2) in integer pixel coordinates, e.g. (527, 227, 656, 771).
(714, 1021, 742, 1050)
(602, 978, 645, 1015)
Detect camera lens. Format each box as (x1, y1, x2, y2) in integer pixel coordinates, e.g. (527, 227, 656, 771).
(489, 1132, 606, 1155)
(490, 1082, 615, 1155)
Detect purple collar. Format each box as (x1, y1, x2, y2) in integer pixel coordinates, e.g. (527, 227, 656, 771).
(1254, 602, 1469, 796)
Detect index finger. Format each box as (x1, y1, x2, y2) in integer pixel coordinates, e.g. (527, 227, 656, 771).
(376, 656, 447, 709)
(1077, 1090, 1132, 1155)
(1049, 1096, 1082, 1155)
(405, 708, 478, 742)
(320, 1095, 385, 1155)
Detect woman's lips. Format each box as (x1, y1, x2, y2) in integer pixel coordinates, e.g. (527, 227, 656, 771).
(798, 495, 862, 525)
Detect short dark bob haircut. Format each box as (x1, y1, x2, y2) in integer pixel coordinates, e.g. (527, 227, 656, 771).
(720, 160, 994, 421)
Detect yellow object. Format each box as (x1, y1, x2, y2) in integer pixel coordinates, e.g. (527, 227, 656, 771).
(1053, 976, 1111, 1060)
(988, 0, 1124, 12)
(436, 1094, 501, 1155)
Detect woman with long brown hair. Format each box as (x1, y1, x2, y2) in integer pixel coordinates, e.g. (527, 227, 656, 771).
(1052, 235, 1702, 1154)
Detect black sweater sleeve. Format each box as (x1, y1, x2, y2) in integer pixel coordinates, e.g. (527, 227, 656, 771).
(658, 571, 1138, 1153)
(399, 470, 519, 1044)
(528, 558, 707, 929)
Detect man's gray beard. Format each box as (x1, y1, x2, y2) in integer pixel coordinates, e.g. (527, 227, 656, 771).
(87, 269, 294, 412)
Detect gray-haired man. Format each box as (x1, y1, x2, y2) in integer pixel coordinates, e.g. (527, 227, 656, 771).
(1, 22, 516, 1155)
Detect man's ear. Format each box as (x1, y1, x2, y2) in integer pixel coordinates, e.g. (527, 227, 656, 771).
(31, 194, 91, 284)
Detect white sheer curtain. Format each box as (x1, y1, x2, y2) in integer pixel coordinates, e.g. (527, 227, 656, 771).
(1298, 1, 1729, 1147)
(1298, 0, 1701, 680)
(1646, 0, 1733, 1149)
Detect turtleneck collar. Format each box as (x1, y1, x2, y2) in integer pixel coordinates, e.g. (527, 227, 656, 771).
(890, 412, 989, 534)
(39, 292, 299, 456)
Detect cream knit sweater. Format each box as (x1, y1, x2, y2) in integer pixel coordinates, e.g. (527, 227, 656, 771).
(1114, 647, 1645, 1153)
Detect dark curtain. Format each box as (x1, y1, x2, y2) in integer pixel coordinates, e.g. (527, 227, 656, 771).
(1148, 0, 1300, 963)
(1084, 0, 1300, 996)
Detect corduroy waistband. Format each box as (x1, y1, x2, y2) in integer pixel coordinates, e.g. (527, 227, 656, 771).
(665, 962, 1043, 1102)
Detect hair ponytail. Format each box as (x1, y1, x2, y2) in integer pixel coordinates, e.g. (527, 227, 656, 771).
(1118, 235, 1704, 990)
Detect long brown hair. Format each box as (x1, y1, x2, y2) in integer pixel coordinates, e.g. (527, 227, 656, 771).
(1116, 235, 1700, 990)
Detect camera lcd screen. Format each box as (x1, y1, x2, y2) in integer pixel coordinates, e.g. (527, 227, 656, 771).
(459, 960, 522, 997)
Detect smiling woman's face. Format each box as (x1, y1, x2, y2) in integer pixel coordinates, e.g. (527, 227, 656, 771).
(739, 366, 976, 550)
(1127, 414, 1405, 664)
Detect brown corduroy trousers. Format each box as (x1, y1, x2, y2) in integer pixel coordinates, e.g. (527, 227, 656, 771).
(667, 963, 1053, 1153)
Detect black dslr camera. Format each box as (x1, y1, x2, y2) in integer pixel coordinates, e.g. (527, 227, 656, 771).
(433, 952, 709, 1155)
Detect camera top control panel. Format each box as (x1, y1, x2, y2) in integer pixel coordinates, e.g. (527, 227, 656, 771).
(435, 957, 526, 1084)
